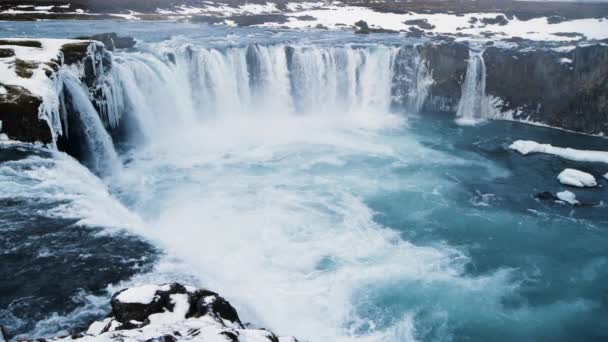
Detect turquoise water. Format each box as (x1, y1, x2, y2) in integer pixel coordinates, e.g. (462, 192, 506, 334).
(0, 21, 607, 341)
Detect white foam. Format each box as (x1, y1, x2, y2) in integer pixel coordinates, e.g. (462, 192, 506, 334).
(557, 168, 597, 187)
(510, 140, 608, 164)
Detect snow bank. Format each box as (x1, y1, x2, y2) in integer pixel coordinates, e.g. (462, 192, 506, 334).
(0, 38, 85, 98)
(558, 168, 597, 187)
(557, 190, 579, 205)
(115, 284, 170, 304)
(152, 2, 608, 41)
(510, 140, 608, 164)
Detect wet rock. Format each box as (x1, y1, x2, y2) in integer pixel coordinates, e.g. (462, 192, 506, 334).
(0, 84, 52, 143)
(484, 44, 608, 135)
(536, 191, 559, 201)
(417, 42, 469, 113)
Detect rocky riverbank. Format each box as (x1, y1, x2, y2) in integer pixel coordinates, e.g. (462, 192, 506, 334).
(0, 283, 298, 342)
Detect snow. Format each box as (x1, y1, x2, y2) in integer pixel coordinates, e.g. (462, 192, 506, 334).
(557, 190, 579, 205)
(0, 85, 6, 95)
(149, 294, 190, 324)
(558, 57, 573, 64)
(115, 284, 171, 304)
(557, 168, 597, 187)
(0, 38, 85, 97)
(86, 318, 112, 335)
(510, 140, 608, 164)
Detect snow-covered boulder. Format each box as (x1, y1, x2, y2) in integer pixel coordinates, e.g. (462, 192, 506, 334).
(510, 140, 608, 164)
(557, 190, 579, 205)
(44, 283, 298, 342)
(557, 168, 597, 187)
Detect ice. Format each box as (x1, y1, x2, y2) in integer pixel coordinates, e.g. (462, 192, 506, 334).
(558, 168, 597, 187)
(556, 190, 579, 205)
(510, 140, 608, 164)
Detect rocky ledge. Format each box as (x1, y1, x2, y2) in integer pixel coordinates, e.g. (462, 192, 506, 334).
(0, 33, 134, 146)
(0, 283, 298, 342)
(417, 41, 608, 135)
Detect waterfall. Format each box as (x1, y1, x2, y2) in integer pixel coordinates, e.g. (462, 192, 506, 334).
(455, 48, 490, 125)
(59, 70, 120, 177)
(107, 43, 416, 141)
(35, 42, 435, 169)
(391, 45, 433, 113)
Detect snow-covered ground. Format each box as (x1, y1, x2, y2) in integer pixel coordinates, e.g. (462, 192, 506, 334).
(510, 140, 608, 164)
(0, 38, 77, 98)
(3, 1, 606, 41)
(557, 168, 597, 187)
(151, 1, 608, 41)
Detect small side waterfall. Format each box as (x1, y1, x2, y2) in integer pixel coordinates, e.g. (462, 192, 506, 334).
(59, 71, 120, 177)
(391, 45, 433, 113)
(456, 48, 491, 125)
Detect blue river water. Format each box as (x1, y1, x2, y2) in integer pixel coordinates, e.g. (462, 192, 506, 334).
(0, 21, 607, 342)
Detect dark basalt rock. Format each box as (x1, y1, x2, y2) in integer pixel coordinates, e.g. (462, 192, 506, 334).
(188, 289, 242, 326)
(76, 33, 136, 51)
(111, 283, 188, 324)
(405, 26, 425, 38)
(0, 84, 52, 143)
(404, 19, 435, 30)
(417, 42, 469, 113)
(536, 191, 559, 201)
(354, 19, 370, 34)
(0, 48, 15, 58)
(0, 39, 42, 48)
(484, 44, 608, 135)
(229, 14, 289, 26)
(191, 15, 225, 24)
(481, 15, 509, 26)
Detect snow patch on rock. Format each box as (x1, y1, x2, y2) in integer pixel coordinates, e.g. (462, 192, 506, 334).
(557, 190, 579, 205)
(115, 284, 171, 304)
(558, 169, 597, 187)
(510, 140, 608, 164)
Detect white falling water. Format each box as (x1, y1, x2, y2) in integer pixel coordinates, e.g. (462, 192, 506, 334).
(391, 45, 433, 113)
(60, 70, 120, 177)
(108, 43, 408, 137)
(456, 48, 491, 125)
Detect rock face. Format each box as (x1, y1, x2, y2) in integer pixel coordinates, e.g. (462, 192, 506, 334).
(32, 283, 297, 342)
(417, 42, 469, 113)
(417, 41, 608, 135)
(0, 84, 52, 143)
(484, 44, 608, 134)
(0, 34, 135, 147)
